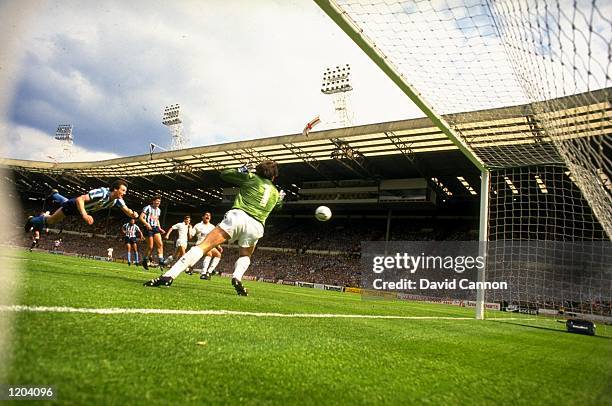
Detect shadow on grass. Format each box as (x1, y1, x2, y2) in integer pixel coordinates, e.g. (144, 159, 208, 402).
(489, 319, 612, 340)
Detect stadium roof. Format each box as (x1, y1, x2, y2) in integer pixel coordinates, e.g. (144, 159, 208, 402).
(2, 89, 609, 211)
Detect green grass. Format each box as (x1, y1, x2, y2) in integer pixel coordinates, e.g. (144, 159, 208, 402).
(2, 250, 611, 405)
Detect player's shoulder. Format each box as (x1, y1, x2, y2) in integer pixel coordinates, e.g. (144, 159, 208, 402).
(89, 186, 108, 197)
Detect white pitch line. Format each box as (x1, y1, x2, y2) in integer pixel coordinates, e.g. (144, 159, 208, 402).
(0, 305, 483, 320)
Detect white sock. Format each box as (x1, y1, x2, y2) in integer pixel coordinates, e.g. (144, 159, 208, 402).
(164, 246, 204, 279)
(232, 256, 250, 281)
(208, 257, 221, 274)
(201, 256, 212, 274)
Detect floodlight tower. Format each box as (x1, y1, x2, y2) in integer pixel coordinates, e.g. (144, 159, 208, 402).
(54, 124, 73, 159)
(162, 104, 187, 150)
(321, 64, 353, 127)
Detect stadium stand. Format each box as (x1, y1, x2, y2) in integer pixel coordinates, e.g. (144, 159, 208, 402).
(3, 102, 608, 317)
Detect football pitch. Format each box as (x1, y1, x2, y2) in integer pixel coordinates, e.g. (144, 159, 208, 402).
(2, 251, 611, 404)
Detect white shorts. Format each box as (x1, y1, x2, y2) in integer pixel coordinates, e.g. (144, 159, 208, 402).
(218, 209, 264, 248)
(176, 239, 188, 248)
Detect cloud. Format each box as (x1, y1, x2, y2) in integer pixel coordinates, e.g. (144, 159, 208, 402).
(3, 0, 422, 161)
(4, 123, 120, 162)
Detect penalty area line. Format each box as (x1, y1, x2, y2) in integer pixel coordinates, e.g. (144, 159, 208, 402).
(0, 305, 480, 320)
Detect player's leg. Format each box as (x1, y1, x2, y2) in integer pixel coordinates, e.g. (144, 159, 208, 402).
(151, 231, 165, 269)
(25, 206, 66, 232)
(132, 242, 139, 265)
(44, 208, 66, 226)
(142, 234, 154, 270)
(208, 248, 222, 275)
(144, 227, 229, 286)
(176, 244, 186, 260)
(42, 189, 68, 215)
(200, 248, 222, 280)
(126, 241, 132, 265)
(175, 244, 190, 274)
(199, 252, 213, 279)
(29, 230, 40, 251)
(231, 245, 255, 296)
(153, 232, 165, 267)
(230, 214, 263, 296)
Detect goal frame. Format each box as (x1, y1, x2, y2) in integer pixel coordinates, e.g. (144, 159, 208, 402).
(314, 0, 492, 318)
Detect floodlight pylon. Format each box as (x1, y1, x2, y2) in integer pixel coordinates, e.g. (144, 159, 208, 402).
(321, 64, 353, 128)
(162, 104, 187, 150)
(54, 124, 73, 160)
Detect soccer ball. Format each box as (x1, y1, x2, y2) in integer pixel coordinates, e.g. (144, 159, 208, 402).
(315, 206, 332, 222)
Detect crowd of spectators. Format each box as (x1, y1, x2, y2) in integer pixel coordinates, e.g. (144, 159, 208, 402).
(215, 248, 362, 287)
(259, 217, 477, 253)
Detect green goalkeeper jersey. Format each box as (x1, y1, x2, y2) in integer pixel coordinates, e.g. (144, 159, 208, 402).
(220, 168, 281, 225)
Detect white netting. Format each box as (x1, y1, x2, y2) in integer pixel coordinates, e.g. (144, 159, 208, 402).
(327, 0, 611, 237)
(318, 0, 612, 318)
(486, 166, 611, 318)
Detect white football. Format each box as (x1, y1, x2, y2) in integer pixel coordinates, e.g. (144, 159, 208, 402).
(315, 206, 332, 221)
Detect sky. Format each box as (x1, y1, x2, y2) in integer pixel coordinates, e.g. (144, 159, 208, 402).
(1, 0, 423, 162)
(1, 0, 608, 163)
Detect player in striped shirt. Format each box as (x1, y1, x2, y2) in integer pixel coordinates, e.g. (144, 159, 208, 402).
(145, 161, 285, 295)
(122, 218, 144, 266)
(139, 196, 166, 270)
(25, 179, 139, 232)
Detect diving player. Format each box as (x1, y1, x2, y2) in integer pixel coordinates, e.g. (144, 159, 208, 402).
(25, 180, 139, 232)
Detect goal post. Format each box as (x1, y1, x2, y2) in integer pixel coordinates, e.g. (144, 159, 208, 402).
(476, 169, 490, 320)
(313, 0, 486, 172)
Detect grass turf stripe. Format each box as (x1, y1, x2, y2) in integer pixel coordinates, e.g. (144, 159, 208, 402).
(0, 305, 540, 321)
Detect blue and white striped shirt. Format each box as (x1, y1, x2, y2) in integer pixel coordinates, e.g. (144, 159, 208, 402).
(85, 187, 125, 213)
(142, 205, 161, 227)
(122, 223, 141, 238)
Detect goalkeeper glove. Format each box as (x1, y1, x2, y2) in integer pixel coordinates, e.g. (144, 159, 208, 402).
(237, 163, 255, 173)
(278, 190, 286, 201)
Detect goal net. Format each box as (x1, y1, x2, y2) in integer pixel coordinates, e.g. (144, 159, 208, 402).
(316, 0, 611, 319)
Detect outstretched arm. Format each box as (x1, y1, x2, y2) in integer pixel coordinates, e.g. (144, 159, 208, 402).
(120, 205, 138, 219)
(220, 168, 251, 185)
(75, 194, 94, 225)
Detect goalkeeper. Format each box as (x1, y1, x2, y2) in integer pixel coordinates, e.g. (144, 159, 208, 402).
(144, 161, 284, 296)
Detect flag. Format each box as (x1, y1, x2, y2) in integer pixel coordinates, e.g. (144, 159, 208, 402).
(302, 115, 321, 137)
(149, 143, 168, 159)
